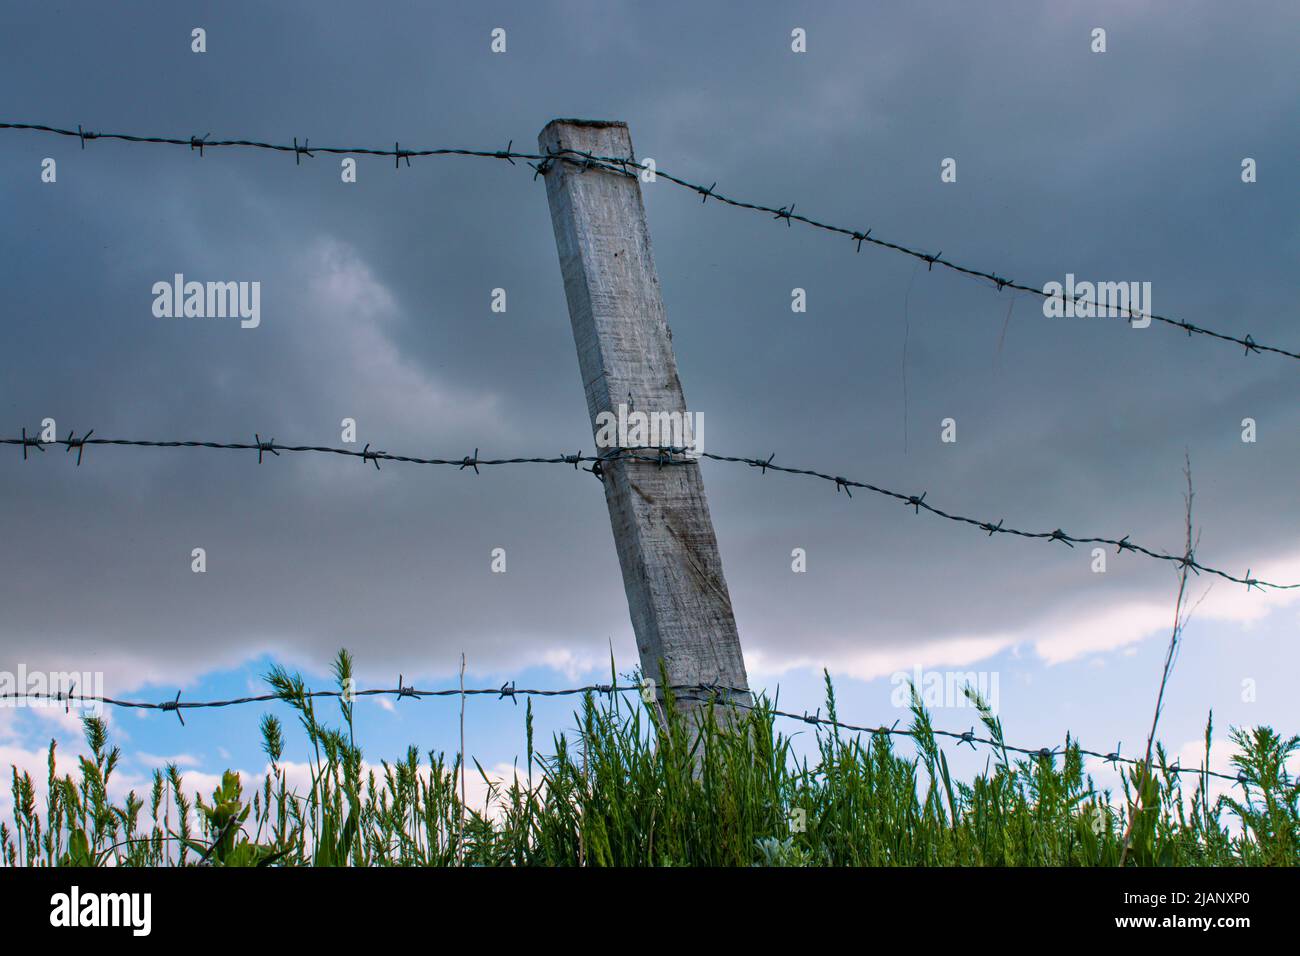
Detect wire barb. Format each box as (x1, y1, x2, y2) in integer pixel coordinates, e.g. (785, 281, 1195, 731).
(19, 427, 45, 460)
(160, 690, 185, 726)
(396, 674, 417, 701)
(255, 434, 279, 464)
(65, 428, 94, 466)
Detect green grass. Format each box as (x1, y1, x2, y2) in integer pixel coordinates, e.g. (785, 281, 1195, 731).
(4, 651, 1297, 867)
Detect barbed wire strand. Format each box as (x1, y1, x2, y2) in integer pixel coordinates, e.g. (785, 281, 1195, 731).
(1, 680, 1254, 785)
(4, 432, 1293, 591)
(2, 122, 1296, 363)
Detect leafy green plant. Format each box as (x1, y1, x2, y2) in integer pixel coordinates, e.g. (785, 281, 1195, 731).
(186, 771, 286, 866)
(4, 654, 1295, 867)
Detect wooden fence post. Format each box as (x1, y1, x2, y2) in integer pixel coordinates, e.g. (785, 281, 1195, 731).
(538, 118, 752, 721)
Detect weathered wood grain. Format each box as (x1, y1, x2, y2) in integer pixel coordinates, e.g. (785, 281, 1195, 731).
(539, 119, 752, 720)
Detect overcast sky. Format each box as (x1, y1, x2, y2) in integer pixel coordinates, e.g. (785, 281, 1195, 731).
(2, 1, 1297, 810)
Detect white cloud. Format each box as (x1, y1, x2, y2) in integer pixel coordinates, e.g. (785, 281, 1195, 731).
(744, 549, 1300, 681)
(539, 647, 609, 683)
(134, 752, 202, 769)
(1033, 550, 1300, 665)
(747, 633, 1015, 682)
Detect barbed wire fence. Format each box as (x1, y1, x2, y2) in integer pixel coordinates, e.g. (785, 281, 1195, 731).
(0, 679, 1254, 786)
(3, 121, 1298, 363)
(1, 120, 1292, 803)
(4, 431, 1295, 590)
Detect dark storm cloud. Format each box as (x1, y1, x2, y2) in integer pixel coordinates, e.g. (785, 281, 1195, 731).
(2, 1, 1297, 688)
